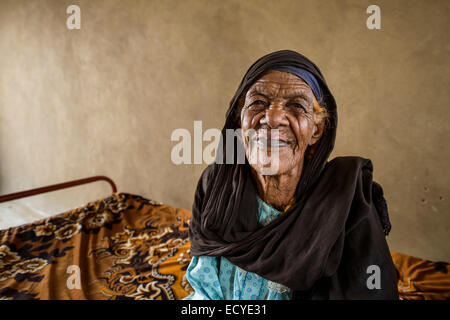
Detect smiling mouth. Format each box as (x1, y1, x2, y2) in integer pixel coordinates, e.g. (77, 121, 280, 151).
(254, 137, 293, 148)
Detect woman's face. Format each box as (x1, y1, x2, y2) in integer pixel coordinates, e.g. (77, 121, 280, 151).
(240, 70, 324, 176)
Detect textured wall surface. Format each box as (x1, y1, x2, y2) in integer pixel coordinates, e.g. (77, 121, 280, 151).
(0, 0, 449, 261)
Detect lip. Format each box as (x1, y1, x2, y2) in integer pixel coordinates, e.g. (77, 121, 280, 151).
(253, 137, 293, 148)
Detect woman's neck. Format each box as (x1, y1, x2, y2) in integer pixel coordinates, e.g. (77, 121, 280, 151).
(251, 165, 302, 211)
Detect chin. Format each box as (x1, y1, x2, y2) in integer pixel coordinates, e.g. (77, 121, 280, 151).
(249, 159, 297, 176)
(247, 149, 304, 177)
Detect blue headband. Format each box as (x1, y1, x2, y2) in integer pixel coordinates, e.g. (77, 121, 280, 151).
(271, 66, 323, 102)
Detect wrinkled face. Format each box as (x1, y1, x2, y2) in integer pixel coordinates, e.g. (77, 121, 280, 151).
(240, 70, 324, 176)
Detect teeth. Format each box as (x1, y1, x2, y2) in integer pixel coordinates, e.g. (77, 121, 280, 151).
(256, 138, 288, 147)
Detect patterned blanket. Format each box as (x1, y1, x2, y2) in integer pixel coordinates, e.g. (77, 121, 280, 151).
(0, 193, 448, 300)
(0, 193, 193, 300)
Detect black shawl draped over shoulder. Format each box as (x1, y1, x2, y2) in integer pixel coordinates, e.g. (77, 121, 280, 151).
(188, 50, 398, 299)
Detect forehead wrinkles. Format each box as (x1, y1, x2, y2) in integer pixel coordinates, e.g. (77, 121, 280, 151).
(247, 80, 313, 101)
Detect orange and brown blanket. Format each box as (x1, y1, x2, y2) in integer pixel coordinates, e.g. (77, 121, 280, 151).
(0, 193, 448, 300)
(0, 193, 193, 300)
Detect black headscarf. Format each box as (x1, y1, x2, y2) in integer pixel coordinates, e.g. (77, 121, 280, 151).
(188, 50, 391, 293)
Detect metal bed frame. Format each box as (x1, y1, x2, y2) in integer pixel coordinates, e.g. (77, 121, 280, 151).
(0, 176, 117, 203)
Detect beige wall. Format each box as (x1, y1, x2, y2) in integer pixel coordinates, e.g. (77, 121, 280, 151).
(0, 0, 449, 262)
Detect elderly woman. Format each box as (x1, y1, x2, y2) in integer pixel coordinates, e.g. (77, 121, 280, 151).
(184, 50, 398, 300)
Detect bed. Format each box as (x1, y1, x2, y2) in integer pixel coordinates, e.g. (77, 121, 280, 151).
(0, 177, 448, 300)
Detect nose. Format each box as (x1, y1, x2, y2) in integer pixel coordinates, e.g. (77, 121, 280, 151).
(260, 103, 289, 128)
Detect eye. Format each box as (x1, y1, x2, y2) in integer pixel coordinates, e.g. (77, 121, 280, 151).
(246, 100, 267, 109)
(292, 103, 305, 109)
(251, 100, 267, 106)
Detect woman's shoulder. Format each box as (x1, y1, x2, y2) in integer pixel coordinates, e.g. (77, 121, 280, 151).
(326, 156, 373, 172)
(328, 157, 391, 236)
(323, 156, 377, 190)
(194, 164, 217, 197)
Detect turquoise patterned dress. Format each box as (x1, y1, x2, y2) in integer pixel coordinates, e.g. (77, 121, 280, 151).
(184, 196, 291, 300)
